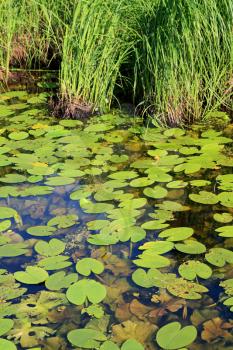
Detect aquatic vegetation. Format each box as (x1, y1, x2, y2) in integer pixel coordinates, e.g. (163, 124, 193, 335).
(0, 89, 231, 349)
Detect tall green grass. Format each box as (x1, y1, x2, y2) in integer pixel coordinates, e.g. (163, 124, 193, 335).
(0, 0, 72, 77)
(60, 0, 132, 114)
(133, 0, 233, 124)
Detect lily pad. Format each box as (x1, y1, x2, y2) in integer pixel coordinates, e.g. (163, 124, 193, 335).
(178, 261, 212, 280)
(143, 186, 168, 199)
(130, 177, 155, 188)
(189, 191, 219, 205)
(175, 240, 206, 254)
(0, 318, 14, 336)
(205, 248, 233, 267)
(0, 243, 28, 257)
(156, 322, 197, 350)
(14, 266, 48, 284)
(45, 271, 78, 291)
(215, 225, 233, 237)
(159, 227, 194, 241)
(0, 339, 17, 350)
(67, 328, 107, 348)
(8, 131, 29, 140)
(47, 214, 79, 229)
(76, 258, 104, 276)
(213, 213, 233, 223)
(35, 239, 65, 256)
(27, 225, 56, 236)
(38, 255, 72, 270)
(66, 279, 106, 305)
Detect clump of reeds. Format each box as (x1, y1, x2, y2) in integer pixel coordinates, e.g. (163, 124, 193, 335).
(133, 0, 233, 125)
(58, 0, 132, 118)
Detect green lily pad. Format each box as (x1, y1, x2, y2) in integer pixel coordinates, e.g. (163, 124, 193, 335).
(47, 214, 79, 228)
(139, 241, 174, 254)
(121, 339, 144, 350)
(213, 213, 233, 223)
(8, 131, 29, 140)
(27, 225, 56, 236)
(38, 255, 72, 270)
(205, 248, 233, 267)
(0, 318, 14, 336)
(35, 239, 65, 256)
(66, 279, 106, 305)
(0, 174, 27, 183)
(108, 171, 138, 180)
(133, 252, 170, 269)
(45, 271, 78, 291)
(141, 220, 169, 230)
(215, 225, 233, 237)
(218, 192, 233, 208)
(189, 191, 219, 205)
(167, 278, 208, 299)
(178, 261, 212, 280)
(67, 328, 107, 348)
(159, 227, 194, 241)
(175, 240, 206, 254)
(166, 180, 188, 189)
(14, 266, 48, 284)
(130, 177, 155, 187)
(156, 322, 197, 350)
(0, 207, 18, 220)
(0, 339, 17, 350)
(45, 176, 75, 186)
(100, 340, 120, 350)
(76, 258, 104, 276)
(143, 186, 168, 199)
(0, 243, 28, 257)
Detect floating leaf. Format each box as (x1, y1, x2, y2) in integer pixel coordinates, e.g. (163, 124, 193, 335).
(35, 239, 65, 256)
(0, 318, 14, 336)
(66, 279, 106, 305)
(175, 240, 206, 254)
(167, 278, 208, 299)
(189, 191, 219, 205)
(213, 213, 233, 223)
(47, 214, 78, 228)
(0, 243, 28, 257)
(45, 176, 75, 186)
(0, 207, 18, 220)
(67, 328, 107, 348)
(27, 225, 56, 237)
(205, 248, 233, 267)
(121, 339, 144, 350)
(178, 261, 212, 280)
(139, 241, 174, 254)
(76, 258, 104, 276)
(0, 339, 17, 350)
(14, 266, 48, 284)
(45, 271, 78, 291)
(156, 322, 197, 350)
(133, 252, 170, 269)
(130, 177, 155, 188)
(8, 131, 29, 140)
(159, 227, 194, 241)
(38, 255, 72, 270)
(215, 225, 233, 237)
(143, 186, 168, 199)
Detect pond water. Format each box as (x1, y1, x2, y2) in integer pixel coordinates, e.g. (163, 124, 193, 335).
(0, 86, 232, 350)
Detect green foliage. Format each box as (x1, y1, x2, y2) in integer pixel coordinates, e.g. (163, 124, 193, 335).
(156, 322, 197, 349)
